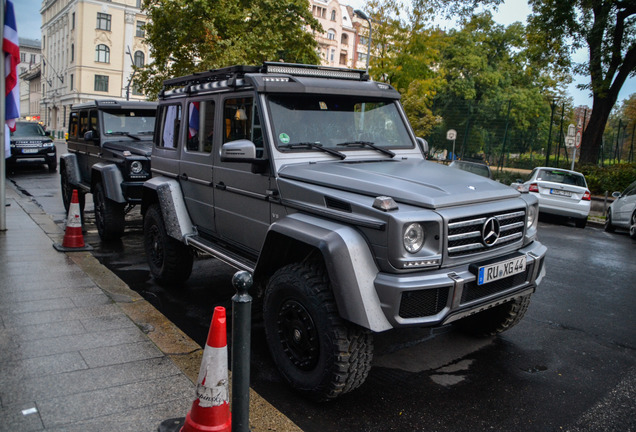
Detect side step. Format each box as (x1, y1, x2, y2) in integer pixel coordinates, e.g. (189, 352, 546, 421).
(186, 236, 255, 273)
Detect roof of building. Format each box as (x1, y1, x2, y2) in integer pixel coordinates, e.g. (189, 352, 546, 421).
(19, 38, 42, 49)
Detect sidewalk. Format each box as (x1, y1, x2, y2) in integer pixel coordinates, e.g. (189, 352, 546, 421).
(0, 183, 300, 432)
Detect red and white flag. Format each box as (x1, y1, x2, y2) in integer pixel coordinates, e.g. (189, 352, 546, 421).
(3, 0, 20, 158)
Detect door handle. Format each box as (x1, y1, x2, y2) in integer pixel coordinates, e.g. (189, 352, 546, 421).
(215, 182, 226, 190)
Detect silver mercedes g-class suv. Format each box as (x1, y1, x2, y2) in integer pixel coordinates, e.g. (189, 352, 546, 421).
(142, 63, 547, 401)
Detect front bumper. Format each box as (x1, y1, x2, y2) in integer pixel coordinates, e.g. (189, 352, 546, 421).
(534, 193, 590, 219)
(374, 240, 547, 328)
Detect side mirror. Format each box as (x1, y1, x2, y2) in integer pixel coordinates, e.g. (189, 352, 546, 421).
(221, 139, 268, 171)
(416, 137, 429, 156)
(612, 191, 621, 198)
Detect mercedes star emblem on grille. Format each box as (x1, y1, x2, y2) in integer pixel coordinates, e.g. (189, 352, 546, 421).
(482, 217, 501, 247)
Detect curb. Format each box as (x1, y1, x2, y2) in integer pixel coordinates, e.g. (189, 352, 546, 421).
(6, 182, 302, 432)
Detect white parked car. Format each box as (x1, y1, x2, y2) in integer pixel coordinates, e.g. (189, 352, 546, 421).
(512, 167, 591, 228)
(605, 180, 636, 239)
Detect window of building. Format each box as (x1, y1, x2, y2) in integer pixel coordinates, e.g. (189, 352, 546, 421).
(72, 12, 75, 29)
(358, 53, 368, 63)
(94, 75, 109, 92)
(341, 33, 348, 45)
(20, 66, 26, 74)
(30, 54, 36, 64)
(134, 50, 145, 67)
(71, 44, 74, 62)
(136, 21, 145, 38)
(132, 82, 143, 96)
(95, 44, 110, 63)
(70, 74, 73, 91)
(20, 53, 25, 62)
(136, 0, 142, 8)
(327, 29, 336, 40)
(331, 9, 336, 21)
(97, 13, 111, 31)
(360, 36, 369, 46)
(330, 49, 335, 61)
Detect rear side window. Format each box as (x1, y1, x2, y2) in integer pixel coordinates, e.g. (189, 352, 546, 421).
(157, 104, 182, 149)
(69, 112, 78, 139)
(186, 100, 215, 153)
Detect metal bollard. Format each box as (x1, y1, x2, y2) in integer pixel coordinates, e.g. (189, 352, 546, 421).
(231, 271, 253, 432)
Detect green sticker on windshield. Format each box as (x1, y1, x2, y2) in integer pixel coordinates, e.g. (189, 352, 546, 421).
(279, 133, 290, 144)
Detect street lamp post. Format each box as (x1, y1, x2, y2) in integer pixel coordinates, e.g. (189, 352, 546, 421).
(354, 9, 372, 73)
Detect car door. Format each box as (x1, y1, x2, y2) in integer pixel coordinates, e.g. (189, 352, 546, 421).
(179, 98, 217, 236)
(152, 103, 182, 179)
(213, 93, 271, 256)
(614, 182, 636, 225)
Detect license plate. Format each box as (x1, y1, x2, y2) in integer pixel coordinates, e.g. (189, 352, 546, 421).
(550, 188, 572, 197)
(477, 256, 526, 285)
(21, 148, 39, 154)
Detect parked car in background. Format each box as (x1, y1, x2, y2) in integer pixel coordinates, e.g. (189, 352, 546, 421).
(448, 159, 493, 178)
(8, 121, 57, 172)
(511, 167, 591, 228)
(605, 180, 636, 238)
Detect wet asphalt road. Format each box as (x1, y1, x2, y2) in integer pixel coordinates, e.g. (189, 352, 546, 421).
(6, 159, 636, 432)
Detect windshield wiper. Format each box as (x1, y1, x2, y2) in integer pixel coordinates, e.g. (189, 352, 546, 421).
(106, 131, 141, 141)
(280, 142, 346, 160)
(337, 141, 395, 158)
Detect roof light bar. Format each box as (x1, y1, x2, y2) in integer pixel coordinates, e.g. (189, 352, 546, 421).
(264, 63, 367, 81)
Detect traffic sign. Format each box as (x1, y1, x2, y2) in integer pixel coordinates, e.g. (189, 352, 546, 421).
(575, 131, 582, 149)
(446, 129, 457, 140)
(567, 124, 576, 138)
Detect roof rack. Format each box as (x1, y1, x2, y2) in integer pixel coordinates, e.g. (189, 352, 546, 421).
(161, 62, 369, 92)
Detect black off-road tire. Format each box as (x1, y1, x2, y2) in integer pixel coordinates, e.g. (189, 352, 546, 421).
(575, 216, 587, 229)
(630, 211, 636, 239)
(60, 163, 85, 215)
(93, 182, 125, 241)
(143, 204, 193, 285)
(263, 261, 374, 401)
(604, 209, 615, 233)
(455, 294, 532, 337)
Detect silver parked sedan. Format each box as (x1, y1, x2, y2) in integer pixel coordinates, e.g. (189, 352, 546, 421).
(605, 180, 636, 239)
(512, 167, 591, 228)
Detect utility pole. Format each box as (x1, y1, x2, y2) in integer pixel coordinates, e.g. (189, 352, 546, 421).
(545, 98, 557, 166)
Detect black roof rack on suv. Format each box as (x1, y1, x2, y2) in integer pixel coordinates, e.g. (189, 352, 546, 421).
(161, 62, 369, 93)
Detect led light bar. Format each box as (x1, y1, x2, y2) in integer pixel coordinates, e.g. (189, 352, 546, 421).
(264, 63, 365, 80)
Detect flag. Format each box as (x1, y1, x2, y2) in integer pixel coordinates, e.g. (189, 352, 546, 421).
(188, 101, 200, 139)
(4, 0, 20, 158)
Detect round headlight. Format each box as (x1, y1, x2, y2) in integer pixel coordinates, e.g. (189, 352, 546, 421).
(130, 161, 143, 174)
(403, 223, 425, 253)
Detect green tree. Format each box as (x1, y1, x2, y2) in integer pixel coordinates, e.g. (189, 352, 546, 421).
(137, 0, 321, 98)
(527, 0, 636, 164)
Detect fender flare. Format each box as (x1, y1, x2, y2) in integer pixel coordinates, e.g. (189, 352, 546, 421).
(255, 213, 392, 332)
(59, 154, 82, 186)
(143, 177, 195, 241)
(91, 163, 125, 203)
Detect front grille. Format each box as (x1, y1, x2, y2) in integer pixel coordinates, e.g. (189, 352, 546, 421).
(461, 266, 530, 304)
(399, 287, 450, 318)
(447, 209, 525, 257)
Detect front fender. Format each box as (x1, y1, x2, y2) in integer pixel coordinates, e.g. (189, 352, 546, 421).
(60, 154, 81, 186)
(143, 177, 195, 241)
(256, 213, 392, 332)
(92, 163, 125, 203)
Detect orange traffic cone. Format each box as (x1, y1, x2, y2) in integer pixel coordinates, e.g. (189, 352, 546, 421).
(182, 306, 231, 432)
(53, 189, 93, 252)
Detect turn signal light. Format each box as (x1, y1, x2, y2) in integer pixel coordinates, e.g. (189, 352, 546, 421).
(529, 183, 539, 193)
(582, 190, 591, 201)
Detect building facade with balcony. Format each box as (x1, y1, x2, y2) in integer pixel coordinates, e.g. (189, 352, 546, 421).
(40, 0, 151, 137)
(18, 38, 42, 119)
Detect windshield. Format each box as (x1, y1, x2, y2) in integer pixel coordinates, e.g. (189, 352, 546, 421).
(12, 122, 46, 138)
(537, 169, 587, 187)
(103, 109, 156, 136)
(267, 94, 412, 151)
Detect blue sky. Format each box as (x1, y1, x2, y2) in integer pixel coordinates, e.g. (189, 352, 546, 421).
(12, 0, 635, 108)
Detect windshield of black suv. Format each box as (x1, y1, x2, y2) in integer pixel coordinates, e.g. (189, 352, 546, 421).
(12, 122, 47, 138)
(103, 109, 156, 137)
(267, 94, 413, 151)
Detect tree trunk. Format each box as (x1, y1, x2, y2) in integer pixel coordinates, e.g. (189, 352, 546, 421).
(579, 96, 615, 165)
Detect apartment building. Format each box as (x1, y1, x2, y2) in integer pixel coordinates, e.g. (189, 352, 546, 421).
(18, 38, 42, 119)
(40, 0, 150, 136)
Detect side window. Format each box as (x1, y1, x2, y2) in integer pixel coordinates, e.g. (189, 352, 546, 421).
(186, 100, 215, 153)
(69, 112, 78, 139)
(158, 104, 182, 149)
(88, 109, 100, 140)
(223, 96, 263, 156)
(79, 110, 89, 137)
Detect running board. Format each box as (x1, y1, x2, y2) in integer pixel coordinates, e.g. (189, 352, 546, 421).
(185, 236, 255, 273)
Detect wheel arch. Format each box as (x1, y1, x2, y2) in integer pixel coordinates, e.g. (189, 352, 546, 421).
(59, 154, 81, 186)
(142, 177, 195, 241)
(255, 213, 392, 332)
(91, 163, 125, 203)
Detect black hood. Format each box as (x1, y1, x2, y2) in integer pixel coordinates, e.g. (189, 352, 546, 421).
(102, 140, 153, 157)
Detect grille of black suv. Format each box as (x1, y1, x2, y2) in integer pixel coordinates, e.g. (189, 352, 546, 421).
(447, 209, 525, 257)
(399, 287, 450, 318)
